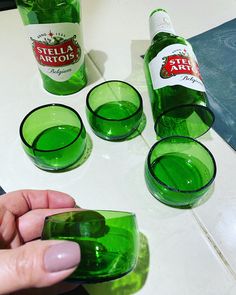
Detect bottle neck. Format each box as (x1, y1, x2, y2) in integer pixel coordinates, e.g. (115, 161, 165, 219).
(149, 9, 175, 40)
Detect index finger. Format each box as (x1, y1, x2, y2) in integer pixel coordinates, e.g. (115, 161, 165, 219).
(0, 190, 76, 217)
(18, 208, 82, 242)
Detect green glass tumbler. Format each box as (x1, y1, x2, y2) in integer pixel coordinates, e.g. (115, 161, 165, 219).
(86, 80, 143, 141)
(42, 210, 139, 283)
(145, 136, 216, 207)
(19, 103, 87, 171)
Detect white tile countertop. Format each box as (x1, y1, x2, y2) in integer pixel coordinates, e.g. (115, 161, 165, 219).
(0, 1, 236, 294)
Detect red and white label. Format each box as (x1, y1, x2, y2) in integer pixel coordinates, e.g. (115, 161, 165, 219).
(27, 23, 84, 82)
(149, 44, 205, 92)
(33, 37, 80, 67)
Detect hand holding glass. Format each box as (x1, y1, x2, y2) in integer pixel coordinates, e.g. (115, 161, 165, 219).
(42, 210, 139, 283)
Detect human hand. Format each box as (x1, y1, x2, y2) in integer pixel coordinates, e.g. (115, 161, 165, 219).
(0, 189, 81, 295)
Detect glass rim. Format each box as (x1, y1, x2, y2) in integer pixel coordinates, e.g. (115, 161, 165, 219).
(19, 103, 85, 153)
(154, 104, 215, 138)
(44, 209, 136, 224)
(149, 8, 167, 18)
(86, 80, 143, 122)
(146, 135, 217, 193)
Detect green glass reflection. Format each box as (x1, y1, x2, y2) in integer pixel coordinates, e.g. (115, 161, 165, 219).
(19, 104, 88, 171)
(86, 81, 144, 141)
(42, 210, 139, 283)
(145, 136, 217, 208)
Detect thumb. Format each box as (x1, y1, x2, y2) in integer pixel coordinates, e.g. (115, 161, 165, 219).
(0, 240, 81, 294)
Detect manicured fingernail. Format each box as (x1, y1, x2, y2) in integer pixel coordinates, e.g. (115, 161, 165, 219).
(44, 241, 81, 272)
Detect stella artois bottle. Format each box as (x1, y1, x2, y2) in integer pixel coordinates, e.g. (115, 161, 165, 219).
(144, 9, 214, 138)
(16, 0, 87, 95)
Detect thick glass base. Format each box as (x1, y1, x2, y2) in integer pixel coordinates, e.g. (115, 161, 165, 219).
(155, 104, 215, 139)
(41, 64, 87, 96)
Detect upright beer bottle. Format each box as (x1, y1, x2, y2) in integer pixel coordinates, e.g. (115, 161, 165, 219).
(144, 9, 214, 138)
(16, 0, 87, 95)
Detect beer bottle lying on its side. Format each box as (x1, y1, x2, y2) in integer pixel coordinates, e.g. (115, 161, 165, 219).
(144, 8, 214, 138)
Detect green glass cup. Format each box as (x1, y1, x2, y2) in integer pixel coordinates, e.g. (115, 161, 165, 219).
(145, 136, 216, 207)
(86, 80, 143, 141)
(19, 103, 87, 171)
(42, 210, 139, 283)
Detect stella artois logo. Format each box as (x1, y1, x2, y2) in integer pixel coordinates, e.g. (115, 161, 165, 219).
(160, 50, 202, 80)
(149, 44, 206, 92)
(31, 30, 81, 67)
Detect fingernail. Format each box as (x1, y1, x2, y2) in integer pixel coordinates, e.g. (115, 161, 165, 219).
(44, 241, 81, 273)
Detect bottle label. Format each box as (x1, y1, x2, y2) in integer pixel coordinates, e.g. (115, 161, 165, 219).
(27, 23, 84, 82)
(149, 44, 205, 92)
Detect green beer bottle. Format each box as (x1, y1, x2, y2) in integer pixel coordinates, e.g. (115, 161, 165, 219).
(144, 9, 214, 138)
(16, 0, 87, 95)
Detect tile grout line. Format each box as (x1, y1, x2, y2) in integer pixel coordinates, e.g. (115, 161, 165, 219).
(86, 51, 108, 83)
(140, 133, 153, 149)
(191, 209, 236, 281)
